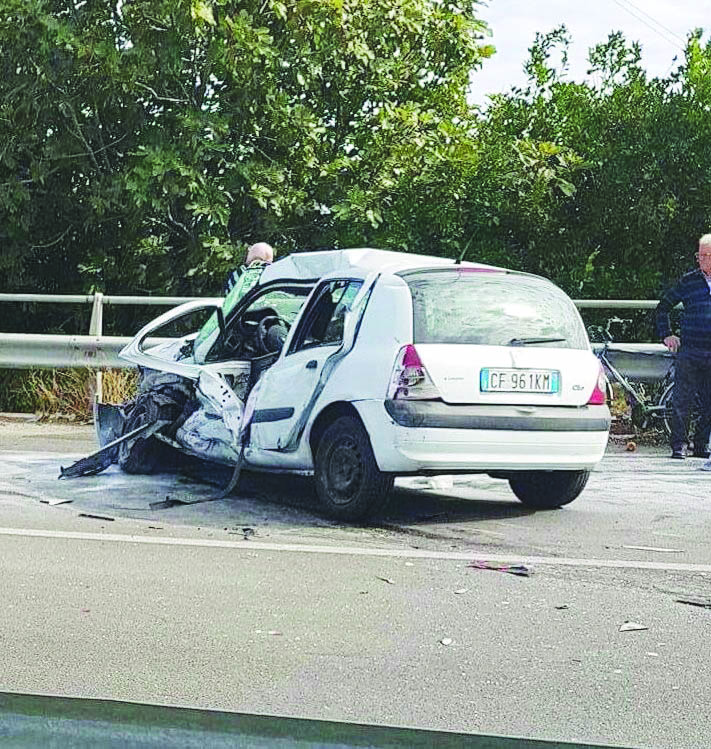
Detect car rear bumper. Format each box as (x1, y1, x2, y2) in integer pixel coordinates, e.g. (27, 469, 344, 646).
(384, 400, 611, 431)
(354, 400, 610, 473)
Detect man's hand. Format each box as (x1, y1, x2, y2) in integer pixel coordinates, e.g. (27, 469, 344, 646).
(663, 335, 681, 352)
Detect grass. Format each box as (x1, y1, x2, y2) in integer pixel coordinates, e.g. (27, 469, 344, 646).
(0, 368, 138, 422)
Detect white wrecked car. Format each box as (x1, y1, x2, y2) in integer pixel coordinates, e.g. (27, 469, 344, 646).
(76, 249, 611, 521)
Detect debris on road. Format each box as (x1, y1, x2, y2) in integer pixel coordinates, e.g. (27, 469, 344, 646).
(675, 598, 711, 609)
(227, 527, 257, 540)
(622, 545, 684, 553)
(150, 495, 219, 510)
(453, 588, 468, 595)
(439, 638, 453, 646)
(78, 513, 115, 522)
(619, 621, 648, 632)
(625, 441, 637, 452)
(40, 498, 73, 506)
(555, 605, 570, 610)
(376, 576, 395, 585)
(59, 419, 162, 479)
(150, 497, 184, 510)
(468, 561, 532, 577)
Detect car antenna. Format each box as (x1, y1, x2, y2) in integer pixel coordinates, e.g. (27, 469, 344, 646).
(455, 235, 474, 265)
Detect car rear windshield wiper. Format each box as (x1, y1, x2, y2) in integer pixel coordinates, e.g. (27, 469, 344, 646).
(507, 337, 567, 346)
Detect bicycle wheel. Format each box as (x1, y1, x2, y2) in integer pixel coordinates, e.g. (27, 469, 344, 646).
(657, 381, 700, 440)
(657, 382, 674, 437)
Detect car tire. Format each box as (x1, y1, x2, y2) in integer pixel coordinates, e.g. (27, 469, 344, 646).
(314, 415, 394, 522)
(508, 470, 590, 509)
(118, 372, 190, 475)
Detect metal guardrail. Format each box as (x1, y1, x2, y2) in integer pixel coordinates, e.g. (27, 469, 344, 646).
(0, 293, 663, 372)
(0, 293, 662, 311)
(0, 333, 172, 370)
(0, 293, 215, 306)
(0, 294, 218, 390)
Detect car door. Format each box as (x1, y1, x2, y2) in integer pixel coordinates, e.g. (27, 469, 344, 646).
(249, 279, 364, 451)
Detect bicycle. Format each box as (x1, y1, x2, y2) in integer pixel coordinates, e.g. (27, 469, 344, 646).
(589, 320, 678, 436)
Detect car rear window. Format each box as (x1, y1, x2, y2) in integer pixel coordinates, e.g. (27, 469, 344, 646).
(402, 269, 588, 349)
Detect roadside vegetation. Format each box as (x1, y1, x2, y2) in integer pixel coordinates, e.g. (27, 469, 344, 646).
(1, 1, 709, 413)
(0, 369, 138, 420)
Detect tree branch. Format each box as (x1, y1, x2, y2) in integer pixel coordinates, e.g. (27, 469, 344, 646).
(167, 207, 194, 239)
(30, 226, 72, 249)
(135, 81, 189, 104)
(60, 102, 102, 173)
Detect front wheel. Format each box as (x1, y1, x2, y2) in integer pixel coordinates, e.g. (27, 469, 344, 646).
(657, 381, 700, 441)
(509, 470, 590, 509)
(314, 415, 393, 522)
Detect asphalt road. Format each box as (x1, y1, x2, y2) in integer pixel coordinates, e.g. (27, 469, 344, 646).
(2, 417, 711, 748)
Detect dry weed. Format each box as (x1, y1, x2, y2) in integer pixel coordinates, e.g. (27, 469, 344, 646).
(101, 368, 139, 405)
(16, 367, 139, 421)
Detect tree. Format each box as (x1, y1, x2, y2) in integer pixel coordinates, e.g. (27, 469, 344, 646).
(461, 27, 711, 305)
(0, 0, 493, 336)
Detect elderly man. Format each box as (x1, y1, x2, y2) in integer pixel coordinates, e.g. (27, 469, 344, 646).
(193, 242, 275, 363)
(224, 241, 274, 294)
(656, 233, 711, 459)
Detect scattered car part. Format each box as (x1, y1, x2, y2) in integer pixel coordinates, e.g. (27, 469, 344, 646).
(619, 621, 648, 632)
(675, 598, 711, 609)
(467, 561, 532, 577)
(59, 421, 161, 479)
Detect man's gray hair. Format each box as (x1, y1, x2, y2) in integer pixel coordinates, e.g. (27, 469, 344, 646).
(699, 234, 711, 249)
(245, 242, 274, 265)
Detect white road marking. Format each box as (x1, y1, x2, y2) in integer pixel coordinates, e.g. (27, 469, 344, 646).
(0, 526, 709, 572)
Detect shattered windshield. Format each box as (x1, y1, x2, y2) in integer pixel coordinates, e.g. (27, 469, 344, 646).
(239, 287, 312, 325)
(403, 269, 588, 349)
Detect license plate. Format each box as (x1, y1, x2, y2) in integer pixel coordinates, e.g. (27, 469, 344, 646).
(480, 368, 559, 393)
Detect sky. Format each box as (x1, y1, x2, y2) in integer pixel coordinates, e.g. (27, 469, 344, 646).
(471, 0, 711, 103)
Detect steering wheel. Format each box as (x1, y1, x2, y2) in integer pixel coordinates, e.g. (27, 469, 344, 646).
(256, 315, 288, 355)
(237, 306, 278, 337)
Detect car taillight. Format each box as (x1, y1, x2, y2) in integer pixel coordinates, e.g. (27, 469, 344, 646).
(387, 344, 441, 400)
(588, 365, 607, 405)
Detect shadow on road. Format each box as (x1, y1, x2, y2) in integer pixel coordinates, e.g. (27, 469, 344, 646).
(384, 487, 534, 526)
(196, 466, 533, 528)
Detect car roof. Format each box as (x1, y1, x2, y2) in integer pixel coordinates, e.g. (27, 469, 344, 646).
(259, 248, 501, 284)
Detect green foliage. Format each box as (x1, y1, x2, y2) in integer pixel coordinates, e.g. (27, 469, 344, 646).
(2, 2, 711, 342)
(453, 28, 711, 302)
(0, 0, 493, 329)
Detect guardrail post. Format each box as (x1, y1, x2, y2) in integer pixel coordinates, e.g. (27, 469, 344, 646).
(89, 293, 104, 402)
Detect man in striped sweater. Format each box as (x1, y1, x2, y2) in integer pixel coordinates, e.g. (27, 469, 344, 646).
(656, 233, 711, 459)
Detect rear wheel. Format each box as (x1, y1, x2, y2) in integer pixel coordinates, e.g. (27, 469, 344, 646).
(314, 415, 393, 522)
(658, 382, 699, 442)
(509, 470, 590, 509)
